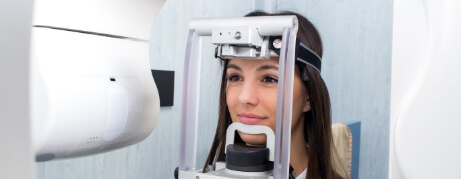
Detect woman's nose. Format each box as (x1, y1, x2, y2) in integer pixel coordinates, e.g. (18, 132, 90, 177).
(238, 81, 259, 106)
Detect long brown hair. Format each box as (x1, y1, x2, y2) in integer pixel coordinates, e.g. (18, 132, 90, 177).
(203, 11, 342, 179)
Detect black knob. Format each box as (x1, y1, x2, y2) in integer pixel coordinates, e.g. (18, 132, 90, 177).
(174, 167, 179, 179)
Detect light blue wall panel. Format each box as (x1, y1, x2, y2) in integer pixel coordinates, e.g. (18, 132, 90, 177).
(36, 0, 392, 179)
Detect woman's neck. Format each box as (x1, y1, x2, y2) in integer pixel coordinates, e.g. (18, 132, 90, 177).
(290, 120, 309, 176)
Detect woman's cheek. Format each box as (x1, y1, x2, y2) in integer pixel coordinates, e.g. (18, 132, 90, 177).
(226, 88, 239, 123)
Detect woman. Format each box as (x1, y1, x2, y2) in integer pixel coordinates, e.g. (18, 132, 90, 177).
(203, 11, 343, 179)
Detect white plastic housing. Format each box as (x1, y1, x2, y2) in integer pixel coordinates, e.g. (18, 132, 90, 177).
(189, 16, 296, 36)
(33, 0, 166, 40)
(391, 0, 461, 178)
(31, 0, 165, 162)
(31, 28, 160, 162)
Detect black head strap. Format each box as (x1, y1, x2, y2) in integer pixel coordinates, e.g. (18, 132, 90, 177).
(269, 36, 322, 72)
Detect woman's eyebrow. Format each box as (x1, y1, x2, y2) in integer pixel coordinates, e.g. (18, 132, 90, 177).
(227, 64, 242, 71)
(257, 65, 278, 71)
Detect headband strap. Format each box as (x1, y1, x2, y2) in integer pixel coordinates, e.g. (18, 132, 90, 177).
(269, 36, 322, 72)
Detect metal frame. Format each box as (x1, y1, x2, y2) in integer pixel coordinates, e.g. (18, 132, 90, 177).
(179, 16, 299, 179)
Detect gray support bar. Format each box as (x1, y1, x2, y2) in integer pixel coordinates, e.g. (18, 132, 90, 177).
(179, 29, 202, 171)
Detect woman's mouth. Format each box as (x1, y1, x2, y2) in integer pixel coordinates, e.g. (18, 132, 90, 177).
(237, 113, 266, 125)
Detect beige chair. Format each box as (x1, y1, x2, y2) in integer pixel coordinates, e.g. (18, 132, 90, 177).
(331, 122, 353, 179)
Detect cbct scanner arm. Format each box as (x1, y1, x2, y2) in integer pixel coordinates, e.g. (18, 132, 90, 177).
(178, 16, 323, 179)
(31, 0, 166, 162)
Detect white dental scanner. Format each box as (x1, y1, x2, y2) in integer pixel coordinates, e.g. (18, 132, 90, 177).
(179, 15, 301, 179)
(31, 0, 166, 161)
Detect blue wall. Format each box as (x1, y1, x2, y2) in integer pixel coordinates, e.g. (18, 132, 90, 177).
(36, 0, 392, 178)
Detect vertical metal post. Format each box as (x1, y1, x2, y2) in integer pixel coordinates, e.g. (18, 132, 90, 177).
(0, 0, 35, 178)
(273, 26, 298, 179)
(179, 29, 202, 171)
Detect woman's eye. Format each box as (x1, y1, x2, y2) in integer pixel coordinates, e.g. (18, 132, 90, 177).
(262, 76, 278, 83)
(228, 75, 241, 82)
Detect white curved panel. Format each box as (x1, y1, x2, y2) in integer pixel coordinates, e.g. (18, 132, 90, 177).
(33, 0, 166, 39)
(391, 0, 461, 178)
(31, 28, 160, 161)
(104, 83, 129, 141)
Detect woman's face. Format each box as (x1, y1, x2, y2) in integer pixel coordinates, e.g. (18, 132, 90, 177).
(226, 57, 310, 145)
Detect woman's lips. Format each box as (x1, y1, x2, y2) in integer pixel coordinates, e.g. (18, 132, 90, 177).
(238, 113, 266, 125)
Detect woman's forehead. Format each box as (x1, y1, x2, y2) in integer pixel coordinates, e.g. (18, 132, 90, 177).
(228, 57, 279, 67)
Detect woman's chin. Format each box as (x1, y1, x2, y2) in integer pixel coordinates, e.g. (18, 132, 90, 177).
(238, 132, 267, 146)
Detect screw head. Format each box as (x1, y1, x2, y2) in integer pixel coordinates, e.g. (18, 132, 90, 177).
(273, 39, 282, 49)
(234, 31, 242, 40)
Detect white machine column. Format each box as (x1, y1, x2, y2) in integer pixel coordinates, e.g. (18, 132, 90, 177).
(0, 0, 36, 178)
(391, 0, 461, 178)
